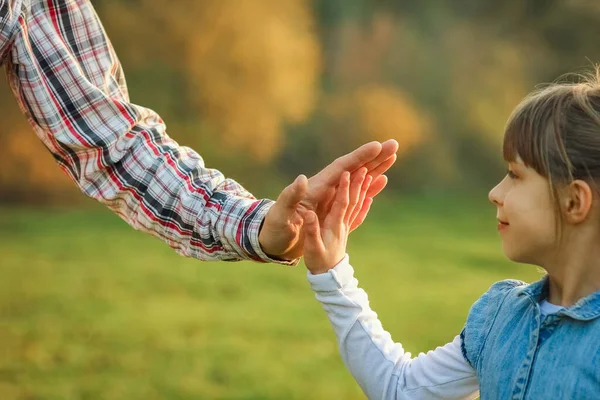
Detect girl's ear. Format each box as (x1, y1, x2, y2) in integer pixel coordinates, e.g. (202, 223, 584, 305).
(563, 180, 594, 224)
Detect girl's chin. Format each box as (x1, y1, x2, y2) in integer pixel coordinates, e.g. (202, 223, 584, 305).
(502, 246, 538, 266)
(502, 243, 526, 264)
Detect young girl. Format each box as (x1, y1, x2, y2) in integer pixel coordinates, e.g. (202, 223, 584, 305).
(300, 71, 600, 399)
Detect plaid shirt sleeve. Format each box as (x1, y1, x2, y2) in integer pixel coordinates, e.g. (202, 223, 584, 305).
(1, 0, 297, 265)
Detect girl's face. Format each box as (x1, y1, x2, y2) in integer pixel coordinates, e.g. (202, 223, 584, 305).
(488, 158, 557, 265)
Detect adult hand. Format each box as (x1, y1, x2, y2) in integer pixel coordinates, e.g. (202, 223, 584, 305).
(301, 171, 369, 275)
(258, 139, 398, 261)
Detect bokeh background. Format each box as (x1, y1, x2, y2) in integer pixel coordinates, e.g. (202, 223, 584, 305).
(1, 1, 599, 399)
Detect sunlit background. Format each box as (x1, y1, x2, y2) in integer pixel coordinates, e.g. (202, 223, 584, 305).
(2, 1, 599, 398)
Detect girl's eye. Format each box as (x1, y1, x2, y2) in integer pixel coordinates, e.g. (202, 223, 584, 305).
(507, 170, 518, 179)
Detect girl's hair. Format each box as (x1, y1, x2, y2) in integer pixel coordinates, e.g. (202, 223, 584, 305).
(503, 66, 600, 226)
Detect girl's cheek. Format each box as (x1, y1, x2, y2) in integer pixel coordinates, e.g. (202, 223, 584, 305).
(503, 188, 514, 208)
(503, 188, 522, 217)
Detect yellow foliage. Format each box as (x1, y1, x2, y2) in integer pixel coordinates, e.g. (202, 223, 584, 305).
(0, 88, 75, 201)
(183, 0, 320, 163)
(326, 85, 431, 158)
(356, 85, 430, 150)
(445, 24, 530, 147)
(0, 127, 75, 199)
(328, 12, 398, 85)
(104, 0, 321, 164)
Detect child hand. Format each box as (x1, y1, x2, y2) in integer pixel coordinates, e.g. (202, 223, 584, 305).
(301, 168, 373, 275)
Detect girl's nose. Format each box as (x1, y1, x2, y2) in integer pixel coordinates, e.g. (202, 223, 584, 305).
(488, 182, 504, 207)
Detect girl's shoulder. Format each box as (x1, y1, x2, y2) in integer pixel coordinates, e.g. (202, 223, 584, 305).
(484, 278, 528, 294)
(460, 279, 530, 369)
(469, 279, 530, 318)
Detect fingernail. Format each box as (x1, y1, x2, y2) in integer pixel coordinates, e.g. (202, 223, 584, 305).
(306, 212, 315, 223)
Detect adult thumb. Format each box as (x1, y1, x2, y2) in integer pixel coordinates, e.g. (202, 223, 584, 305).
(277, 174, 308, 211)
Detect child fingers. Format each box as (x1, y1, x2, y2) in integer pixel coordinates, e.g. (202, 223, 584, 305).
(302, 210, 325, 255)
(349, 197, 373, 232)
(324, 171, 351, 230)
(365, 175, 388, 199)
(346, 168, 368, 225)
(316, 187, 335, 219)
(349, 174, 372, 226)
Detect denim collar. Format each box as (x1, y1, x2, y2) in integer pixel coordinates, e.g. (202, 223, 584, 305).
(517, 275, 600, 321)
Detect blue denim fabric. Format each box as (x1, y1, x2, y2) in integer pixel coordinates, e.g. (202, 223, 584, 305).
(461, 277, 600, 399)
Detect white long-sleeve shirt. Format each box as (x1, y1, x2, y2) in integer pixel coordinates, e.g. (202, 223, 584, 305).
(307, 255, 563, 400)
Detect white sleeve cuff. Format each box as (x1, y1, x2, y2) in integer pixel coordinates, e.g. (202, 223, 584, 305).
(307, 254, 355, 292)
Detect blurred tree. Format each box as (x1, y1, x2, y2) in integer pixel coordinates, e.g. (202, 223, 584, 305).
(0, 83, 80, 203)
(3, 0, 600, 203)
(324, 85, 430, 157)
(100, 0, 321, 164)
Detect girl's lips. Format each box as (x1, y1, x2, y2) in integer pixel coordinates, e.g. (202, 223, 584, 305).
(497, 220, 509, 231)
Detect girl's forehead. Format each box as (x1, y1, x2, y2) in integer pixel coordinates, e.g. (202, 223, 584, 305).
(509, 157, 538, 175)
(509, 156, 525, 166)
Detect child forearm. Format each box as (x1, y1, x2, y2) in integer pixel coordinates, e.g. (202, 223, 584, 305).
(308, 256, 479, 400)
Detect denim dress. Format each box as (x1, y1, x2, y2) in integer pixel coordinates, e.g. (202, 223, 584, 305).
(460, 277, 600, 399)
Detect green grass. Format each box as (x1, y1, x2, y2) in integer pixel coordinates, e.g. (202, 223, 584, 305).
(0, 196, 542, 399)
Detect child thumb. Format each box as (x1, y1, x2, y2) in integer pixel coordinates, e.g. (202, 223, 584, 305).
(303, 211, 323, 251)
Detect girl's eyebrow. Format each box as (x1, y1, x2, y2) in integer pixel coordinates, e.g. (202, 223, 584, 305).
(510, 158, 526, 168)
(508, 161, 525, 174)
